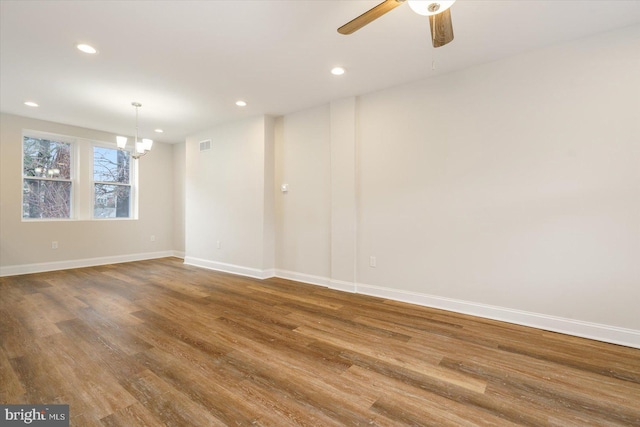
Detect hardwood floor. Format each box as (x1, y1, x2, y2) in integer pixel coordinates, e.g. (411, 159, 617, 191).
(1, 257, 639, 426)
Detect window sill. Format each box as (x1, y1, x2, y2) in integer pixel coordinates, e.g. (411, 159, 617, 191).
(22, 217, 139, 222)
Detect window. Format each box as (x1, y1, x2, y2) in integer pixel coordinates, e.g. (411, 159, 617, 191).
(22, 136, 73, 219)
(21, 131, 138, 221)
(93, 146, 132, 218)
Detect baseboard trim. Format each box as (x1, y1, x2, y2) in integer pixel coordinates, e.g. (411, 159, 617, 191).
(273, 271, 356, 293)
(329, 279, 357, 293)
(262, 268, 276, 279)
(275, 269, 330, 287)
(270, 269, 640, 349)
(184, 256, 272, 280)
(0, 251, 178, 277)
(13, 252, 634, 348)
(356, 282, 640, 349)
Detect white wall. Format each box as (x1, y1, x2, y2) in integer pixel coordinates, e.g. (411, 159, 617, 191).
(0, 113, 176, 275)
(356, 25, 640, 329)
(273, 25, 640, 346)
(184, 115, 275, 277)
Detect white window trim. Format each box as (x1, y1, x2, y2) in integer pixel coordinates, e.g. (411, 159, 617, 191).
(21, 130, 140, 222)
(91, 141, 138, 220)
(21, 130, 77, 221)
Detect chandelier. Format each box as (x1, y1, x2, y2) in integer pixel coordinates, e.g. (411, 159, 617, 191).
(116, 102, 153, 159)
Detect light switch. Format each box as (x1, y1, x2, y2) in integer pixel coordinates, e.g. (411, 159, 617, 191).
(281, 184, 289, 193)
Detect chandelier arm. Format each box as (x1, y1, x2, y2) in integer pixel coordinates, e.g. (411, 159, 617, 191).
(135, 104, 139, 145)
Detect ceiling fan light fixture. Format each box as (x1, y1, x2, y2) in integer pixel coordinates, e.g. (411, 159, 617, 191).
(337, 0, 456, 48)
(408, 0, 456, 16)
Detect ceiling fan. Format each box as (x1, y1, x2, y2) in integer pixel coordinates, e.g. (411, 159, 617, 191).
(338, 0, 456, 48)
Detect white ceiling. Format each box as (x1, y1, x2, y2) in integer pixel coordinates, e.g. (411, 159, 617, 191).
(2, 0, 640, 144)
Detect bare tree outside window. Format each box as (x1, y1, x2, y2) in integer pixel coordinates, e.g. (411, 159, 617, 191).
(22, 137, 72, 219)
(93, 147, 131, 218)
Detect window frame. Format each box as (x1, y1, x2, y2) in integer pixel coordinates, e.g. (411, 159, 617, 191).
(21, 131, 77, 221)
(20, 130, 140, 222)
(91, 141, 137, 220)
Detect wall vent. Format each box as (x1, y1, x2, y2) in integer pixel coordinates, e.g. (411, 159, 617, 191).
(199, 139, 212, 151)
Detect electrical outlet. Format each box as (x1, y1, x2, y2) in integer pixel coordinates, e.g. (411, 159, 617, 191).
(217, 240, 221, 249)
(369, 256, 376, 268)
(150, 235, 156, 242)
(51, 241, 58, 250)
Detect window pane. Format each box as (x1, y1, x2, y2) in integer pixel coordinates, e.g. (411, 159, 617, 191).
(93, 147, 130, 183)
(23, 137, 71, 179)
(22, 180, 71, 219)
(94, 184, 130, 218)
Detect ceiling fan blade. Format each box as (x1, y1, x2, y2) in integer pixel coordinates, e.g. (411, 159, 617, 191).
(428, 8, 454, 47)
(338, 0, 406, 35)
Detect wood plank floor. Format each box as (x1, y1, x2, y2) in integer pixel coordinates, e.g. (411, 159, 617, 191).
(1, 257, 639, 426)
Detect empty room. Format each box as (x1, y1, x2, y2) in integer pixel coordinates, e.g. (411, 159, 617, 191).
(1, 0, 639, 425)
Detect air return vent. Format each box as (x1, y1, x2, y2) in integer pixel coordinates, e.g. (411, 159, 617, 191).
(199, 139, 212, 151)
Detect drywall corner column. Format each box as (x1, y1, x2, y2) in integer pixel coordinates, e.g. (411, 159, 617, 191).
(273, 106, 331, 281)
(172, 142, 186, 256)
(330, 97, 357, 292)
(262, 116, 276, 275)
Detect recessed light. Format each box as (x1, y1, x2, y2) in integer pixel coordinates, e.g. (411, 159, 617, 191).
(331, 67, 346, 76)
(24, 101, 39, 107)
(77, 44, 97, 54)
(154, 129, 164, 133)
(235, 100, 247, 107)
